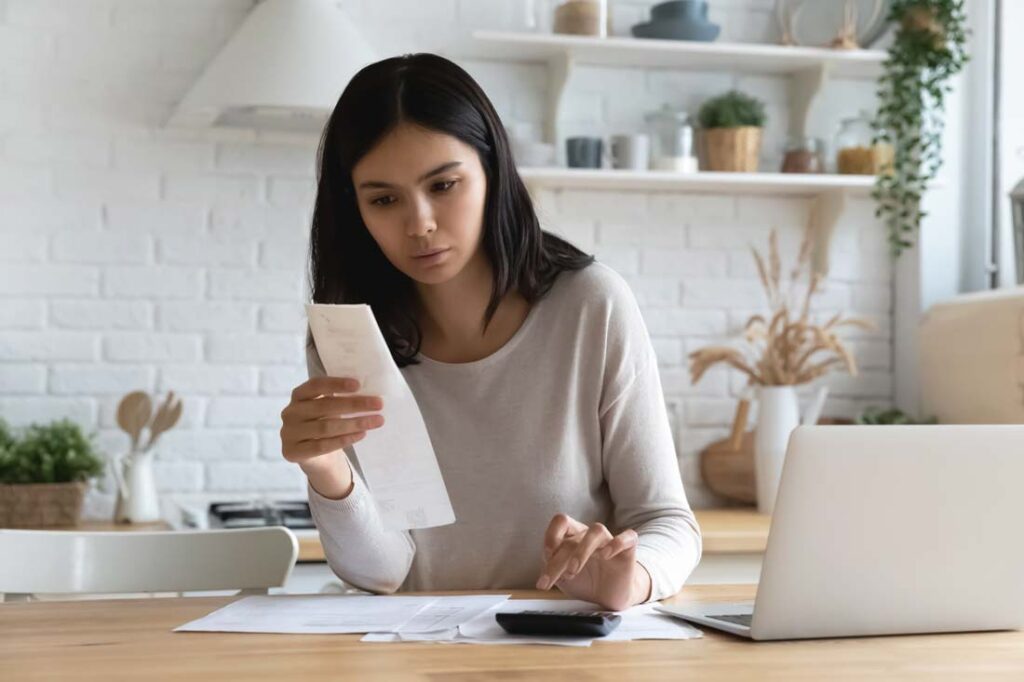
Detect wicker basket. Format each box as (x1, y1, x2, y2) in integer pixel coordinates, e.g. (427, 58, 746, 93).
(0, 481, 87, 528)
(701, 126, 763, 172)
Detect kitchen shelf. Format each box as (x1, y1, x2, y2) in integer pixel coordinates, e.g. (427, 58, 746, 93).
(470, 31, 886, 161)
(517, 167, 876, 196)
(471, 30, 886, 79)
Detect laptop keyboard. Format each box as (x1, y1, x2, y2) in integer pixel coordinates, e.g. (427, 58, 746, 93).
(707, 613, 753, 627)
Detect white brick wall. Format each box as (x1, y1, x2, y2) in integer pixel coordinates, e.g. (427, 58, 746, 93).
(0, 0, 894, 515)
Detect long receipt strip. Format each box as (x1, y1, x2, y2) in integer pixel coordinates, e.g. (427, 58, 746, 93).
(306, 303, 454, 531)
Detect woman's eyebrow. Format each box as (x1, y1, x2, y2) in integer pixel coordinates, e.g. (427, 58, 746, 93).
(357, 161, 462, 189)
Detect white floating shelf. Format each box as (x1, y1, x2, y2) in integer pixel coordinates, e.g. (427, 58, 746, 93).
(471, 30, 886, 79)
(517, 168, 876, 196)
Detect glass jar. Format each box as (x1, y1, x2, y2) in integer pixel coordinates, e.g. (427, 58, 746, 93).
(553, 0, 607, 37)
(780, 135, 825, 174)
(644, 104, 698, 174)
(835, 111, 894, 175)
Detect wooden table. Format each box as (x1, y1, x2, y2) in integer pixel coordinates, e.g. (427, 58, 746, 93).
(3, 585, 1023, 681)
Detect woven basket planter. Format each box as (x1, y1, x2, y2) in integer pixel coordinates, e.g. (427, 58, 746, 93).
(0, 481, 87, 528)
(701, 126, 763, 172)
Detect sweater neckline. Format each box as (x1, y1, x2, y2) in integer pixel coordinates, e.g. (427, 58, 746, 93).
(413, 295, 545, 371)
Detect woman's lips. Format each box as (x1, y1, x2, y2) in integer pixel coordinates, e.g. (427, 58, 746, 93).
(412, 247, 451, 265)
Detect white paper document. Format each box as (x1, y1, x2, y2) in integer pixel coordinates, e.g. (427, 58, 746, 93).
(306, 303, 455, 531)
(174, 594, 510, 635)
(361, 599, 703, 647)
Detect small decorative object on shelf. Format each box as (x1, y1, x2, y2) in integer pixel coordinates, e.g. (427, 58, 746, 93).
(688, 226, 874, 513)
(697, 90, 766, 173)
(553, 0, 607, 37)
(856, 406, 937, 424)
(631, 0, 720, 42)
(113, 390, 183, 523)
(780, 135, 825, 173)
(610, 133, 650, 170)
(873, 0, 969, 256)
(0, 417, 105, 527)
(835, 110, 893, 174)
(645, 104, 698, 173)
(775, 0, 888, 49)
(566, 136, 603, 168)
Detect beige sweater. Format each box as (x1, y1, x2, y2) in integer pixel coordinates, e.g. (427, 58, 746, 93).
(306, 263, 702, 602)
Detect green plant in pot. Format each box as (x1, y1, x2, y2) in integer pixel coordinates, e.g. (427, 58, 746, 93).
(873, 0, 969, 256)
(697, 90, 767, 173)
(0, 418, 105, 527)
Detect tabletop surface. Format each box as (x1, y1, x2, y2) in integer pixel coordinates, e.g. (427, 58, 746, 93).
(4, 584, 1024, 681)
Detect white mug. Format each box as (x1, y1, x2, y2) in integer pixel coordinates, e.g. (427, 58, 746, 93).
(610, 134, 650, 170)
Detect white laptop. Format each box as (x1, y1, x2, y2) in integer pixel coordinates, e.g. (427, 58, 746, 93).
(656, 425, 1024, 640)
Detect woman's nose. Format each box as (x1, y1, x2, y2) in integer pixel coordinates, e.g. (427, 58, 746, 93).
(405, 196, 437, 237)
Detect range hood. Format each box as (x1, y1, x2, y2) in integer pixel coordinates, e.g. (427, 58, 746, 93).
(167, 0, 376, 133)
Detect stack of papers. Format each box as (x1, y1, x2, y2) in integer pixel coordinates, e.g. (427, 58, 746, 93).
(175, 594, 702, 647)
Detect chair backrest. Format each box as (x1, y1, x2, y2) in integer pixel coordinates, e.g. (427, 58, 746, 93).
(0, 527, 298, 601)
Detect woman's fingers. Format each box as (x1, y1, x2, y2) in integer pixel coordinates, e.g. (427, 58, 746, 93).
(285, 431, 367, 461)
(291, 376, 360, 401)
(563, 523, 615, 579)
(298, 414, 384, 441)
(599, 529, 640, 560)
(542, 513, 587, 559)
(286, 395, 384, 422)
(538, 520, 614, 590)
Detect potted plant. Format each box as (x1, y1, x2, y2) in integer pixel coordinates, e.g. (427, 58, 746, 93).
(0, 418, 105, 527)
(873, 0, 969, 256)
(688, 226, 873, 513)
(697, 89, 767, 172)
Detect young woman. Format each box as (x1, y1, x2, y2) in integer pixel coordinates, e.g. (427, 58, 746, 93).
(279, 54, 701, 611)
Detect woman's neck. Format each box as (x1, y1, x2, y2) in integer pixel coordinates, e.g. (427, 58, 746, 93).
(414, 251, 530, 363)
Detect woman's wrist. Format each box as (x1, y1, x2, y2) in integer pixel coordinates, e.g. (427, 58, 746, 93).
(301, 450, 354, 500)
(630, 561, 653, 605)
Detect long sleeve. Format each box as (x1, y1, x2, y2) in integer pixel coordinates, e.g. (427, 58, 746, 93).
(304, 341, 417, 594)
(598, 285, 703, 603)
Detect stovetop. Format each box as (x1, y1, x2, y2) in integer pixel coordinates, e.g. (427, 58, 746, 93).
(180, 500, 315, 530)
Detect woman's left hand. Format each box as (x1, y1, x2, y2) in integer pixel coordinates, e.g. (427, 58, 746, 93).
(536, 513, 652, 612)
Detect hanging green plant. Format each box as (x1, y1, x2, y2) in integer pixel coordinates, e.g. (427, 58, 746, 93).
(872, 0, 969, 256)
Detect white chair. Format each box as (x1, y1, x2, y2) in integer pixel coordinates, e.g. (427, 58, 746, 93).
(0, 527, 298, 602)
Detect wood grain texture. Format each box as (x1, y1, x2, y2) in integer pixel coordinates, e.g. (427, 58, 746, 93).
(4, 585, 1023, 681)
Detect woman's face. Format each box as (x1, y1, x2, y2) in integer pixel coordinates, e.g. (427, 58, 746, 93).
(351, 122, 488, 286)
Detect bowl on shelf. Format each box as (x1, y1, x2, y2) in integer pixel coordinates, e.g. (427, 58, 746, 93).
(631, 19, 720, 42)
(632, 0, 720, 42)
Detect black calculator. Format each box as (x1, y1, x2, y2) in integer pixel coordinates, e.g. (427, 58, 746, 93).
(495, 610, 622, 637)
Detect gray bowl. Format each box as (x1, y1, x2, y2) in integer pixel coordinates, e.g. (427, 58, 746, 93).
(631, 18, 720, 42)
(650, 0, 709, 23)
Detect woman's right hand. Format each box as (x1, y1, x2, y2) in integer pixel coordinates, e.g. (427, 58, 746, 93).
(280, 377, 385, 485)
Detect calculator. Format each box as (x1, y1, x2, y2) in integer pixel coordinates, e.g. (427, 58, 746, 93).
(495, 610, 622, 637)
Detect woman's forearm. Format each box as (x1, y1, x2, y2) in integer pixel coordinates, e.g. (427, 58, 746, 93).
(300, 449, 354, 500)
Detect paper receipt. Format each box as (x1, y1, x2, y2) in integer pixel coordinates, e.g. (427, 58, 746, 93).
(306, 303, 455, 531)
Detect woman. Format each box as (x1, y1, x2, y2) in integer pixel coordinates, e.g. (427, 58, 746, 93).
(280, 54, 701, 611)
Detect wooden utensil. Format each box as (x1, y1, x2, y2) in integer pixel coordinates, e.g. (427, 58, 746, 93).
(142, 392, 183, 452)
(116, 391, 153, 455)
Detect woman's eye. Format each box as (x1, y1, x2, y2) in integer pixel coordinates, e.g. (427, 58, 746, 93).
(432, 179, 457, 193)
(370, 195, 396, 207)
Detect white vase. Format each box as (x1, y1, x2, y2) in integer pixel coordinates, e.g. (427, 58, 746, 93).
(754, 385, 801, 515)
(126, 452, 161, 522)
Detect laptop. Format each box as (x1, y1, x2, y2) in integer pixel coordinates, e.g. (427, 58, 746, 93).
(656, 425, 1024, 640)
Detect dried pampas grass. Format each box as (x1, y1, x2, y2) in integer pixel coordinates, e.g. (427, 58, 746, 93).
(689, 226, 874, 387)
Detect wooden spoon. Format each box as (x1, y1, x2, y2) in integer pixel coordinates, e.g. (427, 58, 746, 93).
(116, 391, 153, 455)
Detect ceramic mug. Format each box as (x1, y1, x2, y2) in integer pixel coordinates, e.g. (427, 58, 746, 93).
(566, 136, 604, 169)
(610, 134, 650, 170)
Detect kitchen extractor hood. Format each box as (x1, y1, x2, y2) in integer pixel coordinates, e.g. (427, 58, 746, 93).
(167, 0, 376, 133)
